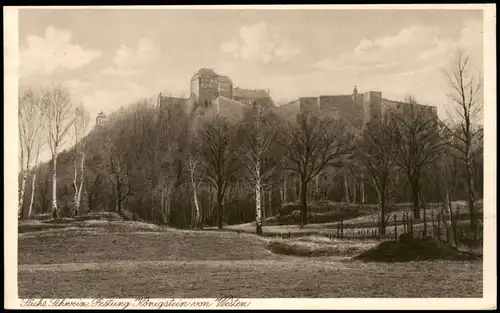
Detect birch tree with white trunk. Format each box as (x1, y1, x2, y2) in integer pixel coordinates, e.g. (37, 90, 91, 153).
(238, 101, 283, 236)
(42, 84, 77, 219)
(343, 170, 350, 204)
(183, 99, 205, 229)
(28, 138, 45, 218)
(72, 105, 90, 216)
(18, 88, 44, 219)
(186, 143, 204, 229)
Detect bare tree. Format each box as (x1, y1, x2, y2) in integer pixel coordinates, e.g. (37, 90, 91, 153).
(432, 144, 461, 245)
(107, 141, 131, 215)
(444, 49, 483, 239)
(85, 172, 103, 213)
(111, 100, 160, 220)
(84, 140, 106, 213)
(358, 121, 400, 235)
(199, 116, 240, 229)
(72, 105, 91, 216)
(281, 111, 354, 227)
(154, 100, 189, 224)
(388, 97, 447, 220)
(238, 101, 283, 235)
(18, 88, 44, 219)
(185, 102, 205, 229)
(42, 84, 77, 219)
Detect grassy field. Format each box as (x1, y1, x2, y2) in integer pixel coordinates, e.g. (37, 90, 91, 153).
(18, 217, 482, 298)
(19, 258, 481, 298)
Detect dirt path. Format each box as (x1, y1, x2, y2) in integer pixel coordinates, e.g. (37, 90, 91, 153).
(18, 256, 352, 273)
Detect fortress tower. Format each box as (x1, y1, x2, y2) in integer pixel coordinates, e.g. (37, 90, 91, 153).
(362, 91, 382, 126)
(95, 111, 107, 126)
(190, 68, 233, 107)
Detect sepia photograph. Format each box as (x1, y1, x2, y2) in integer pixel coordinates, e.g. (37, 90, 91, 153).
(4, 4, 496, 310)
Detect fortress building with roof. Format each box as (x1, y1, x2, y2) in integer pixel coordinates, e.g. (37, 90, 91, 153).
(157, 68, 273, 112)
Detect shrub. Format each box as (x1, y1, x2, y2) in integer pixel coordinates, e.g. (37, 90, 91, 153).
(398, 232, 414, 243)
(354, 237, 482, 262)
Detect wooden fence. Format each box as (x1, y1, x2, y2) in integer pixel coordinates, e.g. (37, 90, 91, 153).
(277, 210, 463, 242)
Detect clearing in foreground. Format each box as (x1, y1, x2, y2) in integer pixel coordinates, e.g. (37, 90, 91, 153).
(18, 218, 482, 298)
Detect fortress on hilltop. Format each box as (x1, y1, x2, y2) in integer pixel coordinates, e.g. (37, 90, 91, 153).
(157, 68, 438, 127)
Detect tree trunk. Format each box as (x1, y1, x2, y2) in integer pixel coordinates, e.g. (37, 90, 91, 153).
(360, 172, 365, 205)
(255, 160, 263, 236)
(279, 186, 284, 208)
(164, 185, 173, 225)
(40, 186, 49, 215)
(373, 177, 386, 236)
(88, 192, 94, 213)
(73, 155, 79, 217)
(19, 172, 27, 219)
(352, 178, 357, 204)
(199, 191, 205, 230)
(268, 189, 272, 217)
(283, 174, 287, 204)
(380, 194, 386, 236)
(116, 201, 121, 215)
(156, 191, 163, 225)
(343, 172, 350, 204)
(28, 171, 37, 218)
(28, 146, 41, 218)
(217, 188, 224, 229)
(300, 179, 308, 228)
(190, 168, 201, 229)
(410, 177, 420, 219)
(261, 187, 265, 220)
(76, 151, 85, 216)
(295, 178, 300, 203)
(444, 173, 455, 245)
(160, 187, 165, 224)
(209, 188, 212, 225)
(420, 191, 427, 237)
(465, 158, 477, 239)
(315, 175, 319, 200)
(51, 152, 59, 219)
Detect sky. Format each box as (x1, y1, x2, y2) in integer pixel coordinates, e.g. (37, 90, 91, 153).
(17, 7, 484, 163)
